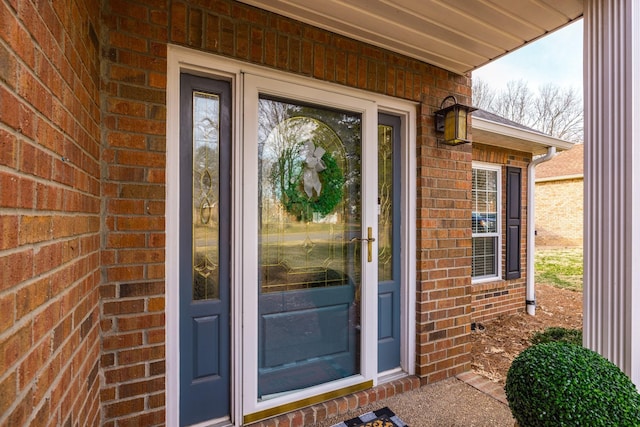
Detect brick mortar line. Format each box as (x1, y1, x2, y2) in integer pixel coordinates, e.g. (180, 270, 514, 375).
(0, 164, 102, 198)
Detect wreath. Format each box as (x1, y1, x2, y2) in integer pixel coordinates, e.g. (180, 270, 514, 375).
(282, 152, 344, 222)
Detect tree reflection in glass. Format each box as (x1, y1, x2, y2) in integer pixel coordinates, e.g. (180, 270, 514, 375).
(257, 96, 363, 399)
(192, 91, 220, 300)
(258, 97, 362, 292)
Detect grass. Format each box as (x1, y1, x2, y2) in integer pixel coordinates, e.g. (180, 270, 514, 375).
(535, 247, 583, 291)
(530, 327, 583, 346)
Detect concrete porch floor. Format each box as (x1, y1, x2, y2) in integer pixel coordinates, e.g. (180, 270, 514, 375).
(318, 373, 513, 427)
(247, 373, 514, 426)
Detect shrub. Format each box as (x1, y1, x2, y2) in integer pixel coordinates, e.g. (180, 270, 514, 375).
(505, 342, 640, 427)
(530, 327, 582, 346)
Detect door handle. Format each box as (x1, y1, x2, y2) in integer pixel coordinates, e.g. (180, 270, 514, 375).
(350, 227, 376, 262)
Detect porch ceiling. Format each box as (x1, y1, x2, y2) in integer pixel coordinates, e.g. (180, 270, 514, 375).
(237, 0, 583, 75)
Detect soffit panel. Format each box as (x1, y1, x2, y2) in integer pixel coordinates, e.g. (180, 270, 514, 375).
(237, 0, 583, 75)
(485, 0, 571, 30)
(336, 0, 505, 59)
(472, 128, 552, 155)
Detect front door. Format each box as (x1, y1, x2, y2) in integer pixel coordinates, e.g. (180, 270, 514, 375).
(242, 74, 381, 416)
(256, 96, 363, 398)
(179, 74, 231, 426)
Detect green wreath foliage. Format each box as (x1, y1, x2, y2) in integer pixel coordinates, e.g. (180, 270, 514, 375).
(282, 152, 344, 222)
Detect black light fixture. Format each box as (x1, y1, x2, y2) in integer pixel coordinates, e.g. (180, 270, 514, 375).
(434, 95, 477, 145)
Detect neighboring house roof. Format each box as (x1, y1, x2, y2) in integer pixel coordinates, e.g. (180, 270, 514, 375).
(536, 143, 584, 180)
(237, 1, 582, 75)
(471, 109, 575, 155)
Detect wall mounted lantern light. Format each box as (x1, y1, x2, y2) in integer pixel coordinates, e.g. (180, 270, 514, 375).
(434, 95, 477, 145)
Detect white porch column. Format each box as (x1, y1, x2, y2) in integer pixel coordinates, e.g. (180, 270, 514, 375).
(584, 0, 640, 385)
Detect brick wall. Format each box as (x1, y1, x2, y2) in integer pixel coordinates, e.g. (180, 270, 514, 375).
(98, 0, 473, 422)
(0, 0, 102, 426)
(470, 144, 531, 322)
(414, 121, 474, 383)
(99, 0, 169, 425)
(535, 177, 584, 247)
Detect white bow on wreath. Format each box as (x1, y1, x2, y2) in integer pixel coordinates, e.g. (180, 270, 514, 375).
(302, 140, 326, 198)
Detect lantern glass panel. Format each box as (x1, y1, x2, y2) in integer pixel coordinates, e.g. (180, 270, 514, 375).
(456, 109, 467, 142)
(444, 109, 457, 142)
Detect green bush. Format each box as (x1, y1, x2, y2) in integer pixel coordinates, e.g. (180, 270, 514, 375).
(505, 342, 640, 427)
(530, 327, 582, 346)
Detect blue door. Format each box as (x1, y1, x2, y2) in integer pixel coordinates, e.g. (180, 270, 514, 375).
(377, 113, 401, 372)
(179, 74, 231, 425)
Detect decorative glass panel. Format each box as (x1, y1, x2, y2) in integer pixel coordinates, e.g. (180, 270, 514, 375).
(257, 96, 362, 399)
(378, 124, 393, 281)
(193, 92, 220, 300)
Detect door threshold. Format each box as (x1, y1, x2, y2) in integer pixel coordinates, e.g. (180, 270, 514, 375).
(377, 368, 407, 384)
(187, 416, 232, 427)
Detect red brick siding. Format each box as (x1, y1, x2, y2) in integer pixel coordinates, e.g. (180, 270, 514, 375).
(0, 0, 102, 426)
(100, 1, 169, 425)
(414, 109, 474, 383)
(471, 143, 531, 322)
(102, 0, 472, 423)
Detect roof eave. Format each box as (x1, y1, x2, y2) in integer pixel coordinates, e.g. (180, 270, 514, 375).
(471, 116, 574, 155)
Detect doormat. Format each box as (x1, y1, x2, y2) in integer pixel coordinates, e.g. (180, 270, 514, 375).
(331, 407, 408, 427)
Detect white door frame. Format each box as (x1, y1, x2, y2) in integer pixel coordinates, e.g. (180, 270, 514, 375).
(166, 44, 415, 426)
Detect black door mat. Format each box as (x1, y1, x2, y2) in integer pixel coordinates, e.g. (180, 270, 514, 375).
(331, 406, 408, 427)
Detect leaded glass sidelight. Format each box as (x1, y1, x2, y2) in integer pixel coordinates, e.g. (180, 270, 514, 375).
(192, 92, 220, 300)
(378, 124, 394, 281)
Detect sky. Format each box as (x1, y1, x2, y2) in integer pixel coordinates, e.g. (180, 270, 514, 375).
(473, 19, 583, 93)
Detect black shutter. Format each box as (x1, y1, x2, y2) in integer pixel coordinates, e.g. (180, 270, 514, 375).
(505, 167, 522, 279)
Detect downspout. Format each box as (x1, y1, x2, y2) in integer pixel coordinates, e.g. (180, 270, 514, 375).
(526, 146, 557, 315)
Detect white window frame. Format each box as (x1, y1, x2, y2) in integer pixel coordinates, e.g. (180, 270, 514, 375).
(471, 162, 502, 283)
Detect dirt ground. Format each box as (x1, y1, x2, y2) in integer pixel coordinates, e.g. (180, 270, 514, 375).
(470, 283, 583, 385)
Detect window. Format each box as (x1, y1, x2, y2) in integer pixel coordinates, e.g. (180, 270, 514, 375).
(472, 164, 501, 280)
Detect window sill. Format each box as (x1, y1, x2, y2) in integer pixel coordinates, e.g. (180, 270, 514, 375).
(472, 276, 503, 286)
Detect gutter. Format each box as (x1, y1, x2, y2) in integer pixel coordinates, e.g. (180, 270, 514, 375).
(526, 147, 557, 316)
